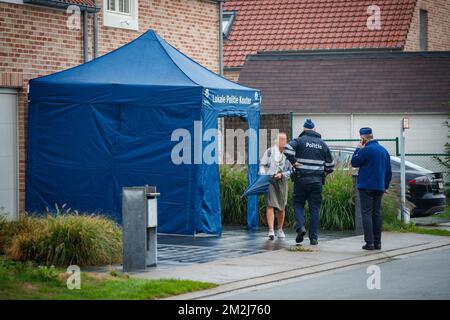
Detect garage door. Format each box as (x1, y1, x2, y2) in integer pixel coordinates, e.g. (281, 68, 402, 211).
(292, 113, 448, 154)
(353, 114, 447, 154)
(0, 89, 18, 220)
(292, 114, 351, 140)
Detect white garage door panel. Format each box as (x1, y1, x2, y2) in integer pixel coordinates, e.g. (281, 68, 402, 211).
(354, 114, 447, 154)
(0, 123, 13, 156)
(293, 115, 350, 140)
(0, 90, 17, 220)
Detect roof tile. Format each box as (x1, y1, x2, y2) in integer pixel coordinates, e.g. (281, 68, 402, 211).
(60, 0, 96, 7)
(224, 0, 416, 67)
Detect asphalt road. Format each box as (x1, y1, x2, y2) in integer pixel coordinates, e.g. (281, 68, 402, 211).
(222, 247, 450, 300)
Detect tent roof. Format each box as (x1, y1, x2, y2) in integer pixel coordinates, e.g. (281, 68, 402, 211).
(31, 29, 255, 91)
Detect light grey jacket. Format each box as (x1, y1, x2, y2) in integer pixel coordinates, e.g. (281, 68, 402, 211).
(259, 146, 292, 179)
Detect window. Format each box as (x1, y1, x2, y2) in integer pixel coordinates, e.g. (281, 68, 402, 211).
(419, 9, 428, 51)
(103, 0, 138, 31)
(107, 0, 130, 14)
(0, 0, 23, 4)
(222, 11, 235, 37)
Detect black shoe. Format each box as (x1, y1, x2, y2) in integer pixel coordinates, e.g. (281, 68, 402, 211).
(362, 244, 375, 250)
(310, 239, 318, 245)
(296, 227, 306, 244)
(374, 244, 382, 250)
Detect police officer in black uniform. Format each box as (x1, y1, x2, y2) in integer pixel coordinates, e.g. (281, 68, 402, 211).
(284, 119, 334, 245)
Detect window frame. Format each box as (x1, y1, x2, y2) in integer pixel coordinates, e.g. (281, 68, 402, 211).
(0, 0, 23, 4)
(103, 0, 138, 31)
(106, 0, 131, 16)
(222, 11, 236, 38)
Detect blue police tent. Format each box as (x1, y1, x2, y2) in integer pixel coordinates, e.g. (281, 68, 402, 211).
(26, 29, 260, 235)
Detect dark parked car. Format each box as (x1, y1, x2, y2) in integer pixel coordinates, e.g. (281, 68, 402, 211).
(330, 147, 446, 217)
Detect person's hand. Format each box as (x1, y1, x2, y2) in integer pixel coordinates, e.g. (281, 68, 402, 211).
(385, 189, 389, 194)
(358, 138, 367, 149)
(294, 162, 302, 168)
(274, 173, 283, 180)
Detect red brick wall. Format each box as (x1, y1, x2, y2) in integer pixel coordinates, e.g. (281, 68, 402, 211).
(224, 114, 291, 163)
(0, 0, 220, 213)
(404, 0, 450, 51)
(223, 69, 240, 82)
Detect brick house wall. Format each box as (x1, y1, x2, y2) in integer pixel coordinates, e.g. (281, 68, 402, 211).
(223, 69, 239, 82)
(224, 114, 290, 163)
(404, 0, 450, 51)
(0, 0, 220, 214)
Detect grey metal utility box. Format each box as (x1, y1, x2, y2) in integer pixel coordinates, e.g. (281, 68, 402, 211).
(352, 174, 364, 235)
(122, 186, 159, 272)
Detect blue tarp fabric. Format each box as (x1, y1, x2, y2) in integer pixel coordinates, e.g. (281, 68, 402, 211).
(26, 29, 260, 235)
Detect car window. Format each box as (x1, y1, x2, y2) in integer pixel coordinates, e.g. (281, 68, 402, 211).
(331, 150, 352, 168)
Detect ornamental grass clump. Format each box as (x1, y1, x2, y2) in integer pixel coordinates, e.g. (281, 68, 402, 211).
(0, 212, 122, 267)
(320, 170, 355, 230)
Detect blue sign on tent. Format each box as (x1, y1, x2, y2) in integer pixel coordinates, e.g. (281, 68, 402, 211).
(26, 29, 261, 235)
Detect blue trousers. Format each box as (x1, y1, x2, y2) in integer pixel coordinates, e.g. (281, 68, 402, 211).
(358, 189, 383, 245)
(293, 181, 323, 241)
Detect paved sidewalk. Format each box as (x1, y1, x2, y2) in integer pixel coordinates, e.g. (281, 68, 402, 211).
(130, 232, 450, 300)
(157, 226, 351, 267)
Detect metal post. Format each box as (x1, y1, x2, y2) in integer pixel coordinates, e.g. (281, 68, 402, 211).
(83, 10, 89, 63)
(395, 137, 400, 156)
(218, 0, 225, 164)
(93, 0, 99, 59)
(400, 119, 410, 224)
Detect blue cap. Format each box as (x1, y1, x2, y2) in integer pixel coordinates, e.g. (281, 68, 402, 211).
(304, 119, 315, 129)
(359, 127, 373, 135)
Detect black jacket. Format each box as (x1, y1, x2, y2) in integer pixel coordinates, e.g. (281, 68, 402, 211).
(284, 130, 334, 184)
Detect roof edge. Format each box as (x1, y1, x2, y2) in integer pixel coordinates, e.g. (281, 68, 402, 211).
(245, 50, 450, 62)
(23, 0, 99, 12)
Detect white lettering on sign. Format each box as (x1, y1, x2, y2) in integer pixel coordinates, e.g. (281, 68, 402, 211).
(210, 93, 253, 105)
(305, 142, 323, 149)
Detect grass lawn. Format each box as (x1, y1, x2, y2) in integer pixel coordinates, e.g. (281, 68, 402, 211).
(286, 245, 315, 252)
(437, 205, 450, 219)
(384, 224, 450, 237)
(0, 258, 216, 300)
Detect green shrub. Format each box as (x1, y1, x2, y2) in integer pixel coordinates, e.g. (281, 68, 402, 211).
(34, 265, 59, 282)
(1, 214, 122, 267)
(220, 165, 248, 225)
(320, 170, 355, 230)
(381, 188, 402, 230)
(220, 166, 356, 230)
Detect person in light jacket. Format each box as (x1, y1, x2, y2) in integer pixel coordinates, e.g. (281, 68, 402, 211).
(259, 132, 292, 240)
(351, 127, 392, 251)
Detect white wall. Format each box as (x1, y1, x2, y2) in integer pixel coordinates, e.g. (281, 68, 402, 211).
(292, 113, 448, 155)
(0, 89, 18, 220)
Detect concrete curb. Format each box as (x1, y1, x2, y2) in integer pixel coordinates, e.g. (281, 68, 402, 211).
(164, 238, 450, 300)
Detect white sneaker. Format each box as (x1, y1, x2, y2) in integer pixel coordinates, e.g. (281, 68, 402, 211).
(268, 230, 275, 240)
(277, 229, 286, 239)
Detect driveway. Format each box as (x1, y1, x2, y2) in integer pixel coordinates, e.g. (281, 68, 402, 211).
(157, 226, 353, 266)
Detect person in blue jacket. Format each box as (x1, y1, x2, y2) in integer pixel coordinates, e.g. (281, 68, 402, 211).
(351, 127, 392, 251)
